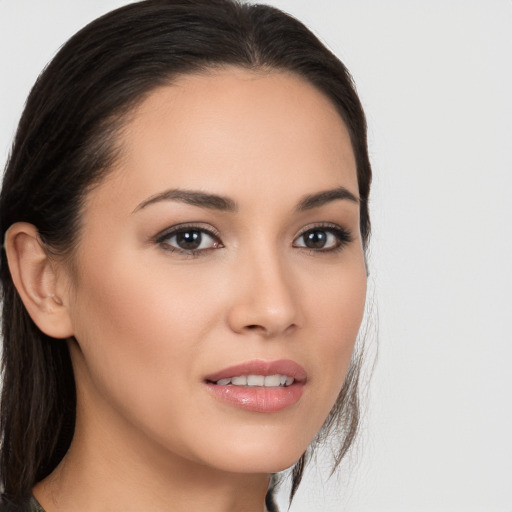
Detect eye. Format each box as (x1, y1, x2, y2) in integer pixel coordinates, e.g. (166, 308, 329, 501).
(156, 225, 223, 254)
(293, 225, 352, 252)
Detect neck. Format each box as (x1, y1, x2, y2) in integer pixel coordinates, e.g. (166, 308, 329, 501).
(33, 380, 272, 512)
(34, 428, 271, 512)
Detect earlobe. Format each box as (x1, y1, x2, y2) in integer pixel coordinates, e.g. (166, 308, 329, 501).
(4, 222, 74, 339)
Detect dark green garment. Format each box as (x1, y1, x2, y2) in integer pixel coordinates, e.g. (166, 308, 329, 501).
(0, 496, 44, 512)
(28, 498, 44, 512)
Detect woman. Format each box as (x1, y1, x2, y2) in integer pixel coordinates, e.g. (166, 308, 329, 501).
(0, 1, 372, 510)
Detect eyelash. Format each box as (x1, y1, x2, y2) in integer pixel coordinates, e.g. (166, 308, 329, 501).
(154, 222, 353, 258)
(155, 223, 222, 257)
(293, 223, 353, 254)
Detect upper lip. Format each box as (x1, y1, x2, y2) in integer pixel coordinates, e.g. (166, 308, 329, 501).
(205, 359, 307, 383)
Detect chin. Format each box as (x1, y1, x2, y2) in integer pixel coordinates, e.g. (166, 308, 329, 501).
(188, 430, 310, 475)
(210, 452, 302, 475)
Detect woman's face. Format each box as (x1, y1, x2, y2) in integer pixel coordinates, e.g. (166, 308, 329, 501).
(63, 68, 367, 474)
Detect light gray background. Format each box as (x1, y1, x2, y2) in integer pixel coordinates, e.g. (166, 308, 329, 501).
(1, 1, 511, 511)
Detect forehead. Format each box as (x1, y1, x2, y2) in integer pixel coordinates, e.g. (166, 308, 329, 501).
(94, 68, 358, 212)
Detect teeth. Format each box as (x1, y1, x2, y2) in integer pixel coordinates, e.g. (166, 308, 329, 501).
(264, 375, 281, 387)
(214, 374, 295, 387)
(247, 375, 264, 386)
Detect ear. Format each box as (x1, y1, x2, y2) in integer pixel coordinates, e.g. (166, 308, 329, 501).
(4, 222, 74, 339)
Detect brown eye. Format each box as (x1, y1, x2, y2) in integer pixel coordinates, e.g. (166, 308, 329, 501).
(302, 230, 329, 249)
(175, 230, 204, 250)
(293, 225, 352, 252)
(158, 227, 222, 253)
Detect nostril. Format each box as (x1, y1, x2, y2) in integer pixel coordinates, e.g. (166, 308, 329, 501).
(244, 324, 270, 335)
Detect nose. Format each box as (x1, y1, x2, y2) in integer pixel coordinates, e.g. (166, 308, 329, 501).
(226, 250, 302, 338)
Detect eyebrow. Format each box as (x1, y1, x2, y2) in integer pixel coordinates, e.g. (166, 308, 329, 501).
(296, 186, 359, 211)
(133, 189, 238, 213)
(133, 185, 358, 214)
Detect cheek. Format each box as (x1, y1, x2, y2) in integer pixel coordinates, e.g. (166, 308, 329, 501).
(72, 239, 217, 342)
(67, 249, 235, 467)
(68, 248, 219, 416)
(300, 256, 367, 411)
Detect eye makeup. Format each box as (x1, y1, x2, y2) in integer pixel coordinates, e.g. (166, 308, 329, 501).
(152, 220, 353, 258)
(293, 222, 353, 253)
(154, 222, 223, 257)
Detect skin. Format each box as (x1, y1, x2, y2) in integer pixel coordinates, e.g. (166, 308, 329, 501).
(8, 68, 366, 512)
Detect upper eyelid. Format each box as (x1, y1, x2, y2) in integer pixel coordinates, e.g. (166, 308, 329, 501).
(154, 223, 221, 242)
(293, 224, 354, 250)
(294, 222, 352, 237)
(154, 224, 223, 257)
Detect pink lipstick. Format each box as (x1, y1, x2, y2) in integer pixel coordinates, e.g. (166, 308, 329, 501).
(204, 359, 306, 413)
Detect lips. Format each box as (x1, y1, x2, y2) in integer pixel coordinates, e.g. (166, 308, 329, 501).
(204, 359, 307, 413)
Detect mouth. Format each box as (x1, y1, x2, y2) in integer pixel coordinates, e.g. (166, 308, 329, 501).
(210, 374, 295, 387)
(204, 359, 306, 413)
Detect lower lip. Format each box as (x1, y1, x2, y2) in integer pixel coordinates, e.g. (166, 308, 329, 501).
(205, 382, 305, 413)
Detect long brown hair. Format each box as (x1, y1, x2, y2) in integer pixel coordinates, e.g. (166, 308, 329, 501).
(0, 0, 372, 507)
